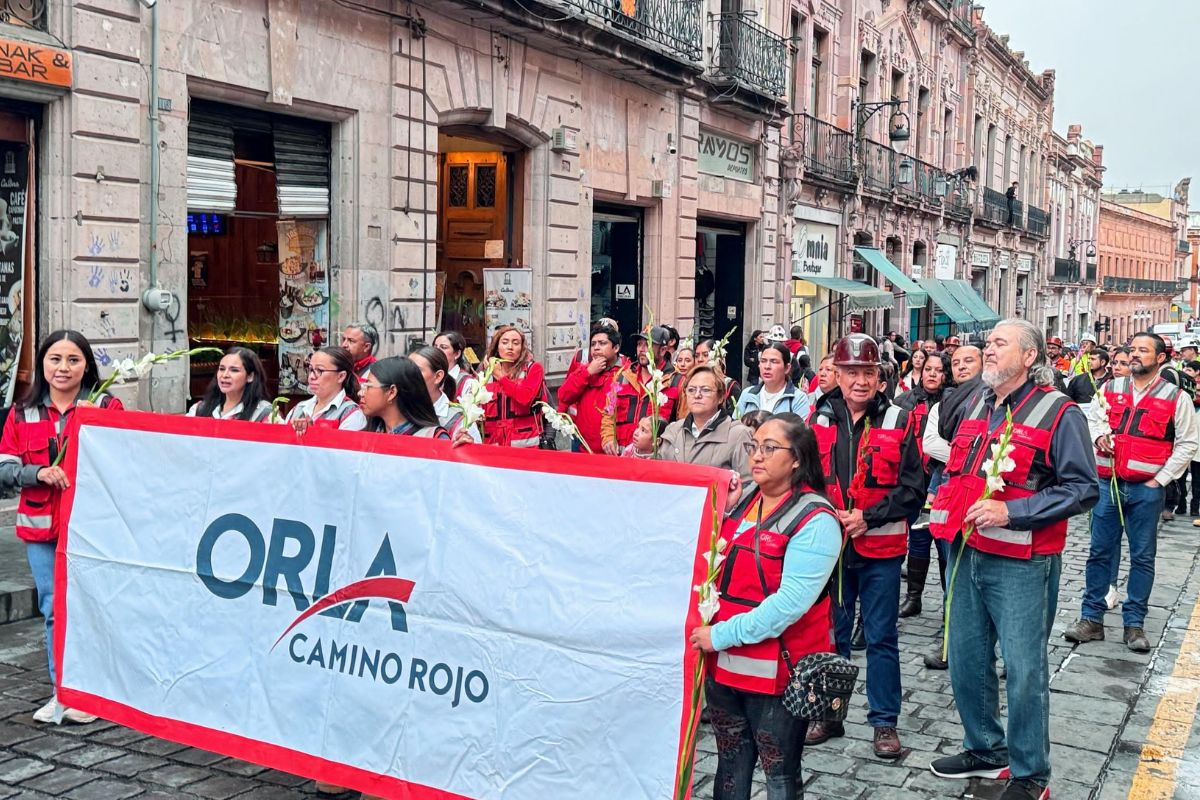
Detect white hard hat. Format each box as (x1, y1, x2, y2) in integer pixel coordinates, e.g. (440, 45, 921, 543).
(1180, 336, 1200, 350)
(1079, 333, 1097, 344)
(767, 325, 787, 341)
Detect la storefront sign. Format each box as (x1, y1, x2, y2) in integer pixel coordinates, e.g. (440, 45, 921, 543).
(55, 410, 720, 799)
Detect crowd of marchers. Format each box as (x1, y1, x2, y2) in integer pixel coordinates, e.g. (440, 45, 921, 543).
(2, 315, 1195, 800)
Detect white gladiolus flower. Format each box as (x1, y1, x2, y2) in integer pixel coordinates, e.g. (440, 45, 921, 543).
(985, 474, 1008, 494)
(696, 584, 721, 623)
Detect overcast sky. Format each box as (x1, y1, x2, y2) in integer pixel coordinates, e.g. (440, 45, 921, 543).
(977, 0, 1197, 199)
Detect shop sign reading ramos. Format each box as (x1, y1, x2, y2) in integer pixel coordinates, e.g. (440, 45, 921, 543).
(698, 129, 756, 183)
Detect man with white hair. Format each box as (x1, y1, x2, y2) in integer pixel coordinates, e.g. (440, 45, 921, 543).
(928, 319, 1098, 800)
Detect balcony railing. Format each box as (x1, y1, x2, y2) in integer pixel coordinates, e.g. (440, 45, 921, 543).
(566, 0, 702, 63)
(1, 0, 46, 29)
(797, 114, 855, 187)
(1026, 205, 1051, 239)
(861, 139, 895, 195)
(977, 186, 1010, 226)
(709, 13, 787, 98)
(1102, 276, 1182, 295)
(1086, 263, 1097, 283)
(1050, 258, 1081, 284)
(909, 159, 943, 206)
(950, 0, 975, 38)
(1179, 239, 1191, 254)
(946, 186, 973, 220)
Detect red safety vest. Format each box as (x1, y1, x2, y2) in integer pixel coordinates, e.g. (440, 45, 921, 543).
(1095, 375, 1179, 483)
(929, 385, 1072, 559)
(610, 362, 678, 447)
(5, 396, 119, 542)
(810, 404, 910, 559)
(909, 399, 930, 467)
(483, 360, 546, 448)
(710, 488, 838, 695)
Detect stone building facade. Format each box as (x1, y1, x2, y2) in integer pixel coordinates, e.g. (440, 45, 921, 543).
(0, 0, 793, 409)
(1043, 124, 1104, 341)
(1097, 199, 1181, 344)
(963, 14, 1053, 333)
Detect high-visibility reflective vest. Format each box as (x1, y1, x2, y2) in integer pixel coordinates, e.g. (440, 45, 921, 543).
(811, 404, 909, 559)
(483, 360, 546, 448)
(610, 362, 678, 447)
(929, 385, 1072, 559)
(2, 396, 120, 542)
(1095, 375, 1180, 483)
(710, 488, 839, 695)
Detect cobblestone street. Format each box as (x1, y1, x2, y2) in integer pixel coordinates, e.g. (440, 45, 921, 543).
(1, 512, 1199, 799)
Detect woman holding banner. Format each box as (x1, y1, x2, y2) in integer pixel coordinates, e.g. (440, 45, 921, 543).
(187, 347, 273, 421)
(689, 413, 842, 800)
(285, 347, 366, 432)
(0, 329, 125, 725)
(481, 325, 545, 447)
(359, 356, 451, 439)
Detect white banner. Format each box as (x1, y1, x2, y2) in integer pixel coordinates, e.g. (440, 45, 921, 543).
(56, 411, 717, 800)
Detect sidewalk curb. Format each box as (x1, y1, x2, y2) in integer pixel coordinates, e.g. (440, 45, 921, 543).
(0, 507, 40, 626)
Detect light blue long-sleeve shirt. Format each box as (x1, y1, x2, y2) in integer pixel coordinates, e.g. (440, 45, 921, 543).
(710, 513, 842, 652)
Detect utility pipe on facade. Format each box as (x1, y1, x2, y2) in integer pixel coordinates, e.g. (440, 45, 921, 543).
(141, 0, 166, 312)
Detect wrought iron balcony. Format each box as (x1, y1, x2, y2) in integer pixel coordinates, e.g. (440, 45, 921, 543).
(945, 186, 973, 220)
(1, 0, 46, 29)
(950, 0, 975, 38)
(977, 186, 1011, 227)
(1086, 263, 1097, 283)
(796, 114, 855, 188)
(900, 158, 943, 207)
(1050, 258, 1080, 284)
(565, 0, 702, 63)
(1102, 276, 1182, 295)
(708, 12, 787, 98)
(1179, 239, 1191, 254)
(1026, 205, 1051, 239)
(861, 139, 895, 195)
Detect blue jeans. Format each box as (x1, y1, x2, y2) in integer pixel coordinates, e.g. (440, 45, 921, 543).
(26, 541, 57, 687)
(832, 552, 902, 727)
(947, 541, 1060, 783)
(1083, 479, 1163, 627)
(706, 678, 808, 800)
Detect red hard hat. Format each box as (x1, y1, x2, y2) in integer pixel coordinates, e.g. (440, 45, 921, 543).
(945, 336, 962, 346)
(1047, 336, 1064, 347)
(1162, 336, 1173, 351)
(833, 334, 880, 367)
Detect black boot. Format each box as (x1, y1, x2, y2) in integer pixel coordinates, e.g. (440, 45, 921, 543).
(923, 640, 948, 670)
(899, 556, 930, 618)
(850, 614, 866, 651)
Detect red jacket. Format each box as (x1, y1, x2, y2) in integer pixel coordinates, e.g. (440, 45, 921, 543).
(558, 356, 627, 454)
(0, 394, 124, 542)
(483, 360, 546, 447)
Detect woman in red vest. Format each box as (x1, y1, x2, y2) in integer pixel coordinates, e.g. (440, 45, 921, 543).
(285, 347, 366, 432)
(689, 413, 842, 799)
(0, 330, 124, 725)
(480, 325, 545, 447)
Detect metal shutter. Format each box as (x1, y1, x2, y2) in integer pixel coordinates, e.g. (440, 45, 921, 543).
(186, 104, 236, 212)
(273, 120, 330, 217)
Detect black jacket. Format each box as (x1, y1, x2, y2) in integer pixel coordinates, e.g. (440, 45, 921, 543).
(938, 374, 984, 441)
(813, 388, 926, 533)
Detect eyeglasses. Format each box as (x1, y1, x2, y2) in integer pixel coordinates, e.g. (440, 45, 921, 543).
(361, 382, 385, 392)
(685, 386, 717, 397)
(307, 366, 339, 377)
(743, 442, 788, 458)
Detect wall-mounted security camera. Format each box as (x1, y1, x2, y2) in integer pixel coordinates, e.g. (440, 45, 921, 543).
(138, 0, 157, 8)
(667, 132, 677, 155)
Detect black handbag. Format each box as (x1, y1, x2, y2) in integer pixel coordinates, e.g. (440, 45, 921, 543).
(781, 650, 859, 722)
(748, 498, 859, 722)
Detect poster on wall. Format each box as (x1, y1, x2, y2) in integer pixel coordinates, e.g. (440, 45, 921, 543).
(0, 142, 29, 407)
(277, 220, 330, 394)
(483, 268, 533, 349)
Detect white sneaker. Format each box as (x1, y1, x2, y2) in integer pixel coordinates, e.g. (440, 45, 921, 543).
(31, 697, 96, 725)
(61, 706, 97, 724)
(1105, 584, 1121, 610)
(32, 698, 57, 723)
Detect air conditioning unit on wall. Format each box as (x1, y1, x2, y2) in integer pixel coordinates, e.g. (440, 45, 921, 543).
(552, 127, 579, 154)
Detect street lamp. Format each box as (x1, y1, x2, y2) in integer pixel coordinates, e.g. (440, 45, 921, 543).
(897, 157, 914, 185)
(853, 99, 911, 144)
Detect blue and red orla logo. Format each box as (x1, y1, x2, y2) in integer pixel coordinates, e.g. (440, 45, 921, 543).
(195, 513, 489, 707)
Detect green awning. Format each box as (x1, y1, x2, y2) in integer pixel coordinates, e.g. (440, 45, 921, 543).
(944, 280, 1001, 327)
(916, 278, 977, 326)
(802, 276, 895, 312)
(854, 246, 929, 306)
(1174, 297, 1194, 314)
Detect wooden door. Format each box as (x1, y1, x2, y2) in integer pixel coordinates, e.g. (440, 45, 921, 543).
(439, 152, 507, 350)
